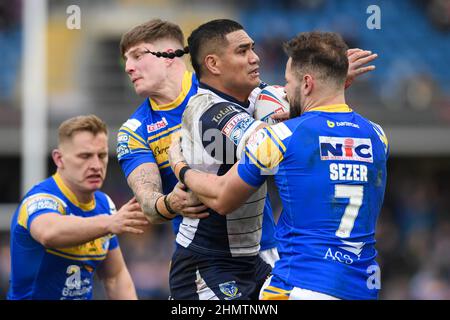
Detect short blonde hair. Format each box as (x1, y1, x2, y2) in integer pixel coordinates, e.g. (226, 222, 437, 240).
(58, 114, 108, 144)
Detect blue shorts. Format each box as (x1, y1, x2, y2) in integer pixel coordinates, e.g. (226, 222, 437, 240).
(169, 245, 271, 300)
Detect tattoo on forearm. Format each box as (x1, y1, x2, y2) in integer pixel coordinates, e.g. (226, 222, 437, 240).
(128, 165, 166, 223)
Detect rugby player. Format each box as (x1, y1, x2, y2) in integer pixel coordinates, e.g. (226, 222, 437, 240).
(169, 30, 388, 300)
(8, 115, 147, 300)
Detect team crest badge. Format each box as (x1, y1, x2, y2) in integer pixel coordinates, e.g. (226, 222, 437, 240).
(219, 281, 242, 300)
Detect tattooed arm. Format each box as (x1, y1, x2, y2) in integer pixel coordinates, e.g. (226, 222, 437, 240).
(127, 163, 167, 224)
(127, 163, 208, 224)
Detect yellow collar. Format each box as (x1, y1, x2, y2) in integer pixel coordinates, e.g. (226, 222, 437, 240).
(149, 71, 193, 111)
(307, 104, 352, 113)
(53, 172, 96, 211)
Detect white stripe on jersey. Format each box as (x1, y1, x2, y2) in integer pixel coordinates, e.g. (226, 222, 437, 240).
(176, 217, 200, 247)
(195, 269, 219, 300)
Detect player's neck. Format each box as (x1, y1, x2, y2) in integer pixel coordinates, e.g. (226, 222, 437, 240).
(56, 171, 95, 204)
(303, 91, 346, 113)
(150, 66, 187, 106)
(201, 77, 250, 103)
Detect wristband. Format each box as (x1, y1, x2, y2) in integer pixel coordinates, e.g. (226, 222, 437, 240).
(154, 195, 173, 221)
(178, 164, 191, 186)
(164, 194, 178, 216)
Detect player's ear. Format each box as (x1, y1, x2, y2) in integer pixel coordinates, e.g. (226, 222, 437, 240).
(164, 49, 175, 66)
(52, 149, 64, 169)
(204, 54, 221, 75)
(303, 74, 314, 96)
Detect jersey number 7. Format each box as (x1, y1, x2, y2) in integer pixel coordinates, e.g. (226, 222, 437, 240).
(334, 185, 364, 238)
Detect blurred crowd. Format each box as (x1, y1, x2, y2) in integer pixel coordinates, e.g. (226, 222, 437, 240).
(376, 158, 450, 299)
(244, 0, 450, 124)
(0, 0, 21, 106)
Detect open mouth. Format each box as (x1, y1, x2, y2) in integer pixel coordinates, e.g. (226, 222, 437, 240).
(86, 174, 102, 182)
(249, 69, 260, 77)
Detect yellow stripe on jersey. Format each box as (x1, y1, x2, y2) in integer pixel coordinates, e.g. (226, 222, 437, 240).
(261, 286, 291, 300)
(159, 163, 171, 170)
(46, 235, 110, 261)
(148, 124, 182, 142)
(128, 134, 148, 151)
(370, 121, 389, 154)
(247, 135, 284, 170)
(266, 127, 286, 152)
(376, 129, 389, 151)
(379, 134, 389, 151)
(17, 193, 66, 229)
(119, 126, 147, 145)
(308, 104, 352, 113)
(46, 249, 107, 261)
(150, 71, 193, 111)
(53, 173, 95, 211)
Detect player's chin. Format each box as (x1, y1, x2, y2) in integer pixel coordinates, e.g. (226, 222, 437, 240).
(134, 85, 151, 98)
(248, 72, 260, 83)
(245, 76, 260, 90)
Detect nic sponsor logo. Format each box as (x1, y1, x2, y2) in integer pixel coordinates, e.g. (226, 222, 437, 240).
(320, 136, 373, 163)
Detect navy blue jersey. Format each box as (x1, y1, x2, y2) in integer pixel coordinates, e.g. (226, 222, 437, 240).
(8, 173, 119, 300)
(178, 84, 267, 257)
(238, 104, 388, 299)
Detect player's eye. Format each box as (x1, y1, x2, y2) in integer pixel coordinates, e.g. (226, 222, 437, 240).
(135, 52, 144, 60)
(136, 49, 151, 60)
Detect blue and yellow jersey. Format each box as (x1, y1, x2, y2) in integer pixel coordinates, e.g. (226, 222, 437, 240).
(117, 71, 198, 233)
(238, 104, 389, 300)
(8, 173, 119, 300)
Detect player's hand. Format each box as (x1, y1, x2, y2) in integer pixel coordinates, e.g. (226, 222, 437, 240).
(345, 48, 377, 89)
(270, 111, 290, 122)
(108, 197, 148, 234)
(169, 182, 209, 219)
(169, 135, 186, 173)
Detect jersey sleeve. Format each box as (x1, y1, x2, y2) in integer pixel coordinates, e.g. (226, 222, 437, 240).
(117, 118, 155, 178)
(108, 235, 119, 250)
(103, 194, 120, 250)
(238, 122, 292, 188)
(198, 102, 263, 162)
(19, 193, 67, 230)
(370, 121, 390, 159)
